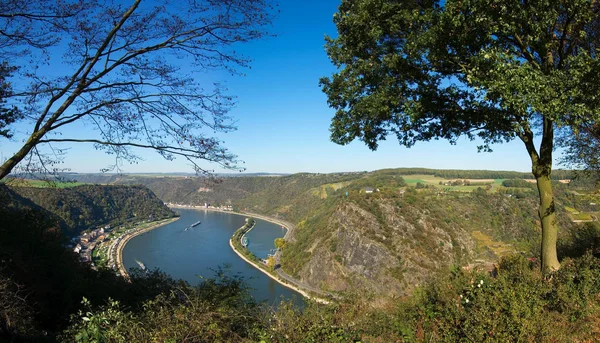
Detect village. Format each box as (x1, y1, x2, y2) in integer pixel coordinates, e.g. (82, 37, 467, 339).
(69, 215, 157, 270)
(69, 202, 236, 270)
(70, 225, 110, 264)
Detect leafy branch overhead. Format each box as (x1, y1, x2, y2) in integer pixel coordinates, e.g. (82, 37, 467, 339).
(322, 0, 600, 150)
(321, 0, 600, 271)
(0, 0, 275, 178)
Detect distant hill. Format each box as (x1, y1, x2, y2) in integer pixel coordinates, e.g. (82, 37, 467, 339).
(8, 184, 176, 236)
(0, 185, 67, 232)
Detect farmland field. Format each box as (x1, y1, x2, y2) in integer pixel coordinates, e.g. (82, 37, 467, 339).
(3, 179, 87, 188)
(402, 174, 504, 192)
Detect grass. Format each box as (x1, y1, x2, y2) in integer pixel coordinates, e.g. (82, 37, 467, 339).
(565, 206, 579, 214)
(6, 179, 87, 188)
(471, 230, 516, 258)
(312, 181, 352, 199)
(401, 174, 445, 185)
(401, 174, 507, 193)
(571, 212, 594, 221)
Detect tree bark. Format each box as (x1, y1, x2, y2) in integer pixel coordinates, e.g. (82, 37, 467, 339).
(534, 170, 560, 271)
(0, 131, 44, 180)
(520, 117, 560, 272)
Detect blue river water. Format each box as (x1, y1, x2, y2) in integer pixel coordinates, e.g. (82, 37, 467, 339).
(122, 208, 303, 306)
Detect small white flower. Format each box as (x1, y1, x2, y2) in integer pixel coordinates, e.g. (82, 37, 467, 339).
(460, 294, 463, 298)
(480, 280, 484, 285)
(477, 284, 481, 288)
(465, 298, 469, 303)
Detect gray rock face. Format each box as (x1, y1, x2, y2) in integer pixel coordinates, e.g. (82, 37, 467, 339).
(298, 200, 475, 297)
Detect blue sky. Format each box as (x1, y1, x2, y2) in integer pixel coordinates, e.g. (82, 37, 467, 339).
(0, 1, 548, 174)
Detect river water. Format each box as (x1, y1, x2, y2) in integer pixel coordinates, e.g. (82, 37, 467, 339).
(122, 208, 303, 306)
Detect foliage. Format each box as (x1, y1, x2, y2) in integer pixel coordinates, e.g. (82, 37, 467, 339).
(560, 123, 600, 178)
(380, 168, 573, 181)
(558, 222, 600, 259)
(0, 61, 20, 139)
(0, 0, 276, 179)
(8, 184, 175, 235)
(263, 300, 363, 343)
(266, 256, 276, 271)
(392, 254, 600, 342)
(501, 179, 536, 189)
(231, 219, 262, 265)
(0, 271, 36, 340)
(274, 238, 286, 249)
(321, 0, 600, 153)
(62, 270, 263, 343)
(0, 186, 183, 340)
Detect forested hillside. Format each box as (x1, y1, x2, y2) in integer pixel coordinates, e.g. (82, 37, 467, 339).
(9, 185, 175, 236)
(112, 172, 366, 209)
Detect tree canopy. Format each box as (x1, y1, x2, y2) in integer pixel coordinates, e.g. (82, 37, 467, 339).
(0, 0, 275, 179)
(0, 62, 20, 139)
(321, 0, 600, 271)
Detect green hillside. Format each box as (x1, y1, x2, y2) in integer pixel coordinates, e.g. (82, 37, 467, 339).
(8, 184, 176, 236)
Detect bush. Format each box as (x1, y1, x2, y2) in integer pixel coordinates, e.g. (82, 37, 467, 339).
(393, 254, 600, 342)
(62, 270, 264, 343)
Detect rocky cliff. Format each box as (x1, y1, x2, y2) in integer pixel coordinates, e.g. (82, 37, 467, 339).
(295, 199, 475, 297)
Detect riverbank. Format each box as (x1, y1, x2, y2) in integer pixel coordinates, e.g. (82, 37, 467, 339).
(113, 217, 179, 279)
(228, 237, 329, 304)
(169, 204, 332, 303)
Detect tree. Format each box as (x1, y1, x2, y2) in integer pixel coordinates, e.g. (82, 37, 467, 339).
(266, 255, 276, 271)
(320, 0, 600, 271)
(274, 237, 286, 249)
(0, 62, 20, 139)
(0, 0, 274, 179)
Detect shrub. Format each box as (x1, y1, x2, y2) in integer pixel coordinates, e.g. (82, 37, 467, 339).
(393, 254, 600, 342)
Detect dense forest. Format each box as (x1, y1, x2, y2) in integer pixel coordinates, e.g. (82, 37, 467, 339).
(7, 185, 175, 236)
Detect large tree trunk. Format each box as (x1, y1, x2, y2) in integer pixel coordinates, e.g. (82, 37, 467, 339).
(521, 117, 559, 272)
(533, 168, 560, 271)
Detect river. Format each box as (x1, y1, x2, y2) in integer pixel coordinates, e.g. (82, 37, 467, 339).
(122, 208, 303, 306)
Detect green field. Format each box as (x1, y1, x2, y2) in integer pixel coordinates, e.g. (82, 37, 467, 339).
(402, 174, 446, 185)
(6, 179, 87, 188)
(402, 174, 503, 192)
(565, 206, 579, 214)
(571, 212, 594, 221)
